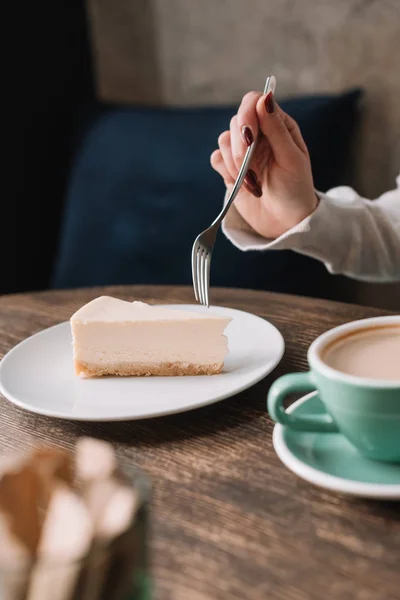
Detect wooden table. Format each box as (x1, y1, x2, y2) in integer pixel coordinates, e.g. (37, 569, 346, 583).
(0, 286, 398, 600)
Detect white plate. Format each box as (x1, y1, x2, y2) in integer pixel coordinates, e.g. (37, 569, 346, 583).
(0, 305, 284, 421)
(273, 393, 400, 500)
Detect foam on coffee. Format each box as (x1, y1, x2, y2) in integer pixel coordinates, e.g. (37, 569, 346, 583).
(322, 325, 400, 381)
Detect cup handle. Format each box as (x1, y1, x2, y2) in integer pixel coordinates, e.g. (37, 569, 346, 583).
(267, 372, 339, 432)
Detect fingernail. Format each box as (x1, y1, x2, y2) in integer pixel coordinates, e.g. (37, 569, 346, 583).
(265, 91, 275, 114)
(245, 170, 262, 197)
(241, 126, 254, 147)
(245, 182, 263, 198)
(245, 169, 258, 187)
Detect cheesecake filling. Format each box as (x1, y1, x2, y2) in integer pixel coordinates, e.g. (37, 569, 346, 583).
(70, 297, 230, 378)
(72, 321, 228, 367)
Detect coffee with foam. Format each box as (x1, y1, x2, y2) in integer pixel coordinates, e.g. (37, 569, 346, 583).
(322, 325, 400, 381)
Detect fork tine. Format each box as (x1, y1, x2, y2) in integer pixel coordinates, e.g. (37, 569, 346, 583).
(191, 243, 200, 301)
(197, 248, 204, 305)
(204, 252, 210, 307)
(199, 250, 206, 306)
(201, 250, 209, 307)
(202, 251, 208, 307)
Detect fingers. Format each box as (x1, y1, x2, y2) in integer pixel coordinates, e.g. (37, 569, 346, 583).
(218, 91, 263, 176)
(210, 149, 234, 185)
(229, 115, 262, 196)
(280, 111, 309, 155)
(212, 89, 266, 198)
(212, 141, 262, 198)
(230, 115, 246, 172)
(237, 91, 263, 147)
(218, 130, 237, 180)
(256, 92, 305, 167)
(214, 127, 262, 198)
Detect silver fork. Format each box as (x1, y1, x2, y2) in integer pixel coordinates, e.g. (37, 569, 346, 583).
(191, 75, 276, 307)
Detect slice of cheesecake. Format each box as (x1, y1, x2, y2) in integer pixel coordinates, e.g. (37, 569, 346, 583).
(70, 296, 231, 378)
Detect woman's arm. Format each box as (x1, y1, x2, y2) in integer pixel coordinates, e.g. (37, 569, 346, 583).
(210, 87, 400, 283)
(222, 176, 400, 282)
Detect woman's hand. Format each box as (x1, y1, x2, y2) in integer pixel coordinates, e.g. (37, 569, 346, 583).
(211, 91, 319, 239)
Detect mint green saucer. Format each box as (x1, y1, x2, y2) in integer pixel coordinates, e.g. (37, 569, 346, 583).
(272, 392, 400, 499)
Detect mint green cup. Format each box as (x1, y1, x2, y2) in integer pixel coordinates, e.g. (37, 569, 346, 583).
(268, 316, 400, 462)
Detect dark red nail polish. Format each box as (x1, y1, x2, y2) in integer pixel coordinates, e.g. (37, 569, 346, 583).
(245, 170, 262, 197)
(241, 126, 254, 147)
(245, 169, 258, 187)
(253, 184, 263, 197)
(265, 91, 275, 114)
(245, 182, 262, 198)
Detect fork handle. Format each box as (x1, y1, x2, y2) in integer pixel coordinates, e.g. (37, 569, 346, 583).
(211, 75, 276, 228)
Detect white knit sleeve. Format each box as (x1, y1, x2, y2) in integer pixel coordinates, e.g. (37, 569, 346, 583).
(222, 174, 400, 282)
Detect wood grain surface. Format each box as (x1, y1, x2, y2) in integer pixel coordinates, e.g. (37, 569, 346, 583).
(0, 286, 398, 600)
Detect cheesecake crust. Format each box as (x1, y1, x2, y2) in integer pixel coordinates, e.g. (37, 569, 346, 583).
(74, 360, 223, 378)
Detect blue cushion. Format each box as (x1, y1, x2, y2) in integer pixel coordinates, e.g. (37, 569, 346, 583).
(53, 89, 361, 296)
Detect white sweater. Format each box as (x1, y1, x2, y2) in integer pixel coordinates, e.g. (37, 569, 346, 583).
(222, 174, 400, 282)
